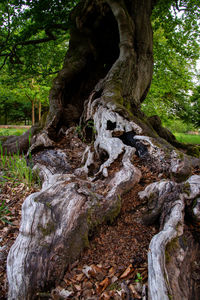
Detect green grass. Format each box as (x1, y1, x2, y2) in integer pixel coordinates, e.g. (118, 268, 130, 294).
(0, 141, 41, 224)
(174, 133, 200, 144)
(0, 128, 27, 136)
(0, 200, 12, 225)
(0, 144, 40, 189)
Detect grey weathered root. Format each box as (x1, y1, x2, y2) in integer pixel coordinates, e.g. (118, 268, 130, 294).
(140, 175, 200, 300)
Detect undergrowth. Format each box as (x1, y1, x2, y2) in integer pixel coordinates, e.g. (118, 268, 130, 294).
(0, 200, 12, 225)
(0, 143, 40, 224)
(0, 144, 40, 188)
(0, 128, 27, 136)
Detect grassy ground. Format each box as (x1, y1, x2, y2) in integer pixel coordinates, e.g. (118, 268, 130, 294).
(0, 128, 27, 136)
(174, 133, 200, 144)
(0, 127, 200, 145)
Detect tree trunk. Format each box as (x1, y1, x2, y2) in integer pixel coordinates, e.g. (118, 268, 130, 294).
(38, 100, 41, 122)
(32, 100, 35, 126)
(6, 1, 200, 299)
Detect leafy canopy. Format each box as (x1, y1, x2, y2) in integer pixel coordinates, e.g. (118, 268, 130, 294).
(0, 0, 78, 76)
(142, 0, 200, 128)
(0, 0, 200, 127)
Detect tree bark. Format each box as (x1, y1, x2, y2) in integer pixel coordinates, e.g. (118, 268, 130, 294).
(38, 100, 41, 122)
(6, 1, 200, 299)
(32, 100, 35, 126)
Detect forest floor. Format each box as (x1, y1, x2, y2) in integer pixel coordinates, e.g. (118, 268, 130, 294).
(0, 154, 160, 300)
(0, 145, 199, 299)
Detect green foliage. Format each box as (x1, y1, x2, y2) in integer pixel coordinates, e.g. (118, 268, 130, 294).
(188, 85, 200, 127)
(0, 0, 78, 77)
(174, 133, 200, 144)
(0, 72, 50, 124)
(75, 125, 84, 141)
(135, 273, 143, 283)
(0, 1, 75, 125)
(0, 200, 12, 224)
(0, 143, 40, 187)
(0, 128, 27, 136)
(142, 0, 200, 128)
(163, 118, 196, 133)
(0, 0, 199, 131)
(87, 120, 97, 134)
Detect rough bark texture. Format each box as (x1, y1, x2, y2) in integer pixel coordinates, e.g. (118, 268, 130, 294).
(5, 0, 200, 299)
(140, 176, 200, 300)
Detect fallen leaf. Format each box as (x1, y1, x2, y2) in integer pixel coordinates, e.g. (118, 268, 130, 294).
(111, 275, 118, 284)
(73, 284, 81, 291)
(100, 291, 111, 299)
(82, 265, 92, 278)
(89, 264, 105, 281)
(76, 273, 84, 281)
(120, 264, 134, 279)
(82, 281, 93, 289)
(99, 277, 110, 292)
(129, 284, 141, 299)
(108, 266, 115, 277)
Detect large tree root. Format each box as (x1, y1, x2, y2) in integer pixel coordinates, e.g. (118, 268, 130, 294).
(7, 99, 145, 299)
(140, 175, 200, 300)
(7, 98, 200, 299)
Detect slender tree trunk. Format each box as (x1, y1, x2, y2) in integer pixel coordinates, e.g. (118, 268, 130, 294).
(6, 1, 200, 299)
(38, 100, 41, 122)
(32, 100, 35, 125)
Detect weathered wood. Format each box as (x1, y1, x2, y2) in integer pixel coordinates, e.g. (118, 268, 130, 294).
(143, 175, 200, 300)
(148, 197, 185, 300)
(7, 101, 143, 298)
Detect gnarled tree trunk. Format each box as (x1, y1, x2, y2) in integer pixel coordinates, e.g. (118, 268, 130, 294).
(5, 0, 200, 299)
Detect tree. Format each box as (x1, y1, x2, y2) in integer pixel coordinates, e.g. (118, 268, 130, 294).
(142, 2, 200, 125)
(3, 1, 200, 299)
(189, 85, 200, 127)
(0, 72, 50, 125)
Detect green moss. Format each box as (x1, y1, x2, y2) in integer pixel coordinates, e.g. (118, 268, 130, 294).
(108, 282, 121, 291)
(45, 202, 52, 208)
(186, 145, 200, 158)
(175, 150, 184, 160)
(105, 196, 121, 224)
(165, 251, 171, 264)
(179, 235, 187, 248)
(81, 232, 89, 248)
(182, 182, 191, 196)
(148, 192, 156, 202)
(38, 221, 55, 236)
(165, 237, 179, 264)
(168, 293, 173, 300)
(87, 194, 122, 229)
(192, 198, 198, 209)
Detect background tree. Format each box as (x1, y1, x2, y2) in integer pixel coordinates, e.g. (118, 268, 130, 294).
(1, 0, 199, 130)
(188, 85, 200, 127)
(142, 0, 200, 130)
(0, 72, 50, 125)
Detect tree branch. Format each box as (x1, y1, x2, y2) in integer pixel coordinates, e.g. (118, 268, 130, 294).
(0, 55, 9, 71)
(175, 0, 186, 12)
(15, 28, 57, 47)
